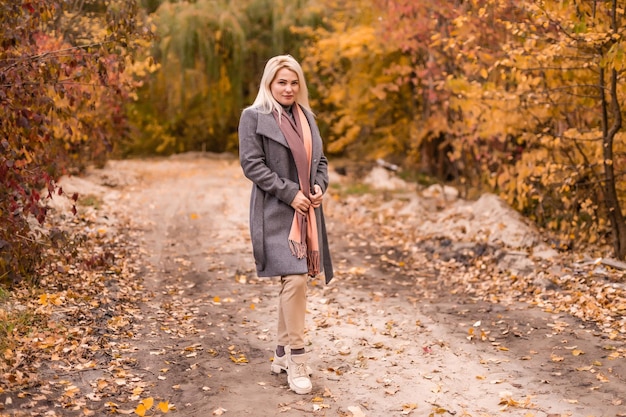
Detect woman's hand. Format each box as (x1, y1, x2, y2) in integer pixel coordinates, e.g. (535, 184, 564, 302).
(290, 191, 311, 215)
(309, 184, 324, 208)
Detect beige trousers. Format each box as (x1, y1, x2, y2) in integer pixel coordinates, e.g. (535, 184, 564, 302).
(277, 274, 308, 350)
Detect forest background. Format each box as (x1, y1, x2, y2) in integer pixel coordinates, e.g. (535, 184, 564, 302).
(1, 0, 626, 287)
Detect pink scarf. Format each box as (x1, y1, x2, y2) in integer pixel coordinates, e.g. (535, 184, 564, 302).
(273, 104, 320, 276)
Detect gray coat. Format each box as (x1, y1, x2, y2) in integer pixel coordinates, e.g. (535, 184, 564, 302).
(238, 106, 334, 284)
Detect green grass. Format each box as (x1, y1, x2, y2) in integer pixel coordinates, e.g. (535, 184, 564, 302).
(0, 287, 40, 353)
(397, 168, 438, 186)
(330, 182, 376, 195)
(78, 194, 102, 209)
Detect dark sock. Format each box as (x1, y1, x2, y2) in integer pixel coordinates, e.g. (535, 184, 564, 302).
(291, 348, 305, 355)
(276, 345, 286, 357)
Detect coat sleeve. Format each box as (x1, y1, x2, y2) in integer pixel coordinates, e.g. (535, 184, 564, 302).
(314, 153, 329, 194)
(310, 116, 329, 193)
(238, 108, 300, 205)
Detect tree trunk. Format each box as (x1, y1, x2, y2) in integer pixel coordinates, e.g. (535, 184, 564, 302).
(599, 0, 626, 259)
(602, 67, 626, 259)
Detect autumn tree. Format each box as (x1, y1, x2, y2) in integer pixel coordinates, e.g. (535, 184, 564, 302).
(298, 0, 411, 160)
(126, 0, 322, 155)
(480, 0, 626, 256)
(0, 0, 150, 285)
(302, 0, 626, 259)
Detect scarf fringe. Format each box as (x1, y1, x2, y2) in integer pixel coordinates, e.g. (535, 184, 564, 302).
(289, 239, 307, 259)
(307, 250, 320, 276)
(289, 241, 320, 276)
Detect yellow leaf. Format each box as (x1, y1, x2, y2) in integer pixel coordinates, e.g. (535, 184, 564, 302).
(64, 386, 80, 398)
(134, 404, 146, 417)
(190, 213, 199, 220)
(572, 349, 584, 356)
(141, 397, 154, 411)
(550, 354, 564, 362)
(213, 296, 221, 303)
(230, 354, 248, 364)
(158, 401, 170, 413)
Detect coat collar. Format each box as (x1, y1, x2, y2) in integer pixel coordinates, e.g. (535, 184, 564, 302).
(257, 111, 288, 147)
(256, 107, 322, 161)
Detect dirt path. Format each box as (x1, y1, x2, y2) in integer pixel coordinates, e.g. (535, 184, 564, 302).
(55, 155, 626, 416)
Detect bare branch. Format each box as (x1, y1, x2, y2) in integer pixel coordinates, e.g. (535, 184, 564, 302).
(0, 41, 114, 76)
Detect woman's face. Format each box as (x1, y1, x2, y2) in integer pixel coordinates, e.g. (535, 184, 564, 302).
(270, 68, 299, 107)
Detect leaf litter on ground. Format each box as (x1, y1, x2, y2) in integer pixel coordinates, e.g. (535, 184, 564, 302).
(1, 159, 625, 416)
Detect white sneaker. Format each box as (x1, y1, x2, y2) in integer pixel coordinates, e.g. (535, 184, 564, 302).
(287, 353, 312, 395)
(270, 352, 288, 374)
(271, 349, 312, 375)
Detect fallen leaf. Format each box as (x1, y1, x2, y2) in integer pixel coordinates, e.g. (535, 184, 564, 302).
(135, 404, 147, 417)
(158, 401, 170, 413)
(550, 353, 564, 362)
(348, 405, 366, 417)
(229, 354, 249, 364)
(136, 397, 154, 416)
(596, 373, 609, 382)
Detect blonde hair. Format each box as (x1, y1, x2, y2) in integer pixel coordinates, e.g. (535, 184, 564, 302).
(249, 55, 312, 116)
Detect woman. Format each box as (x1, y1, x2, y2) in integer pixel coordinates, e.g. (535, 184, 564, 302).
(238, 55, 333, 395)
